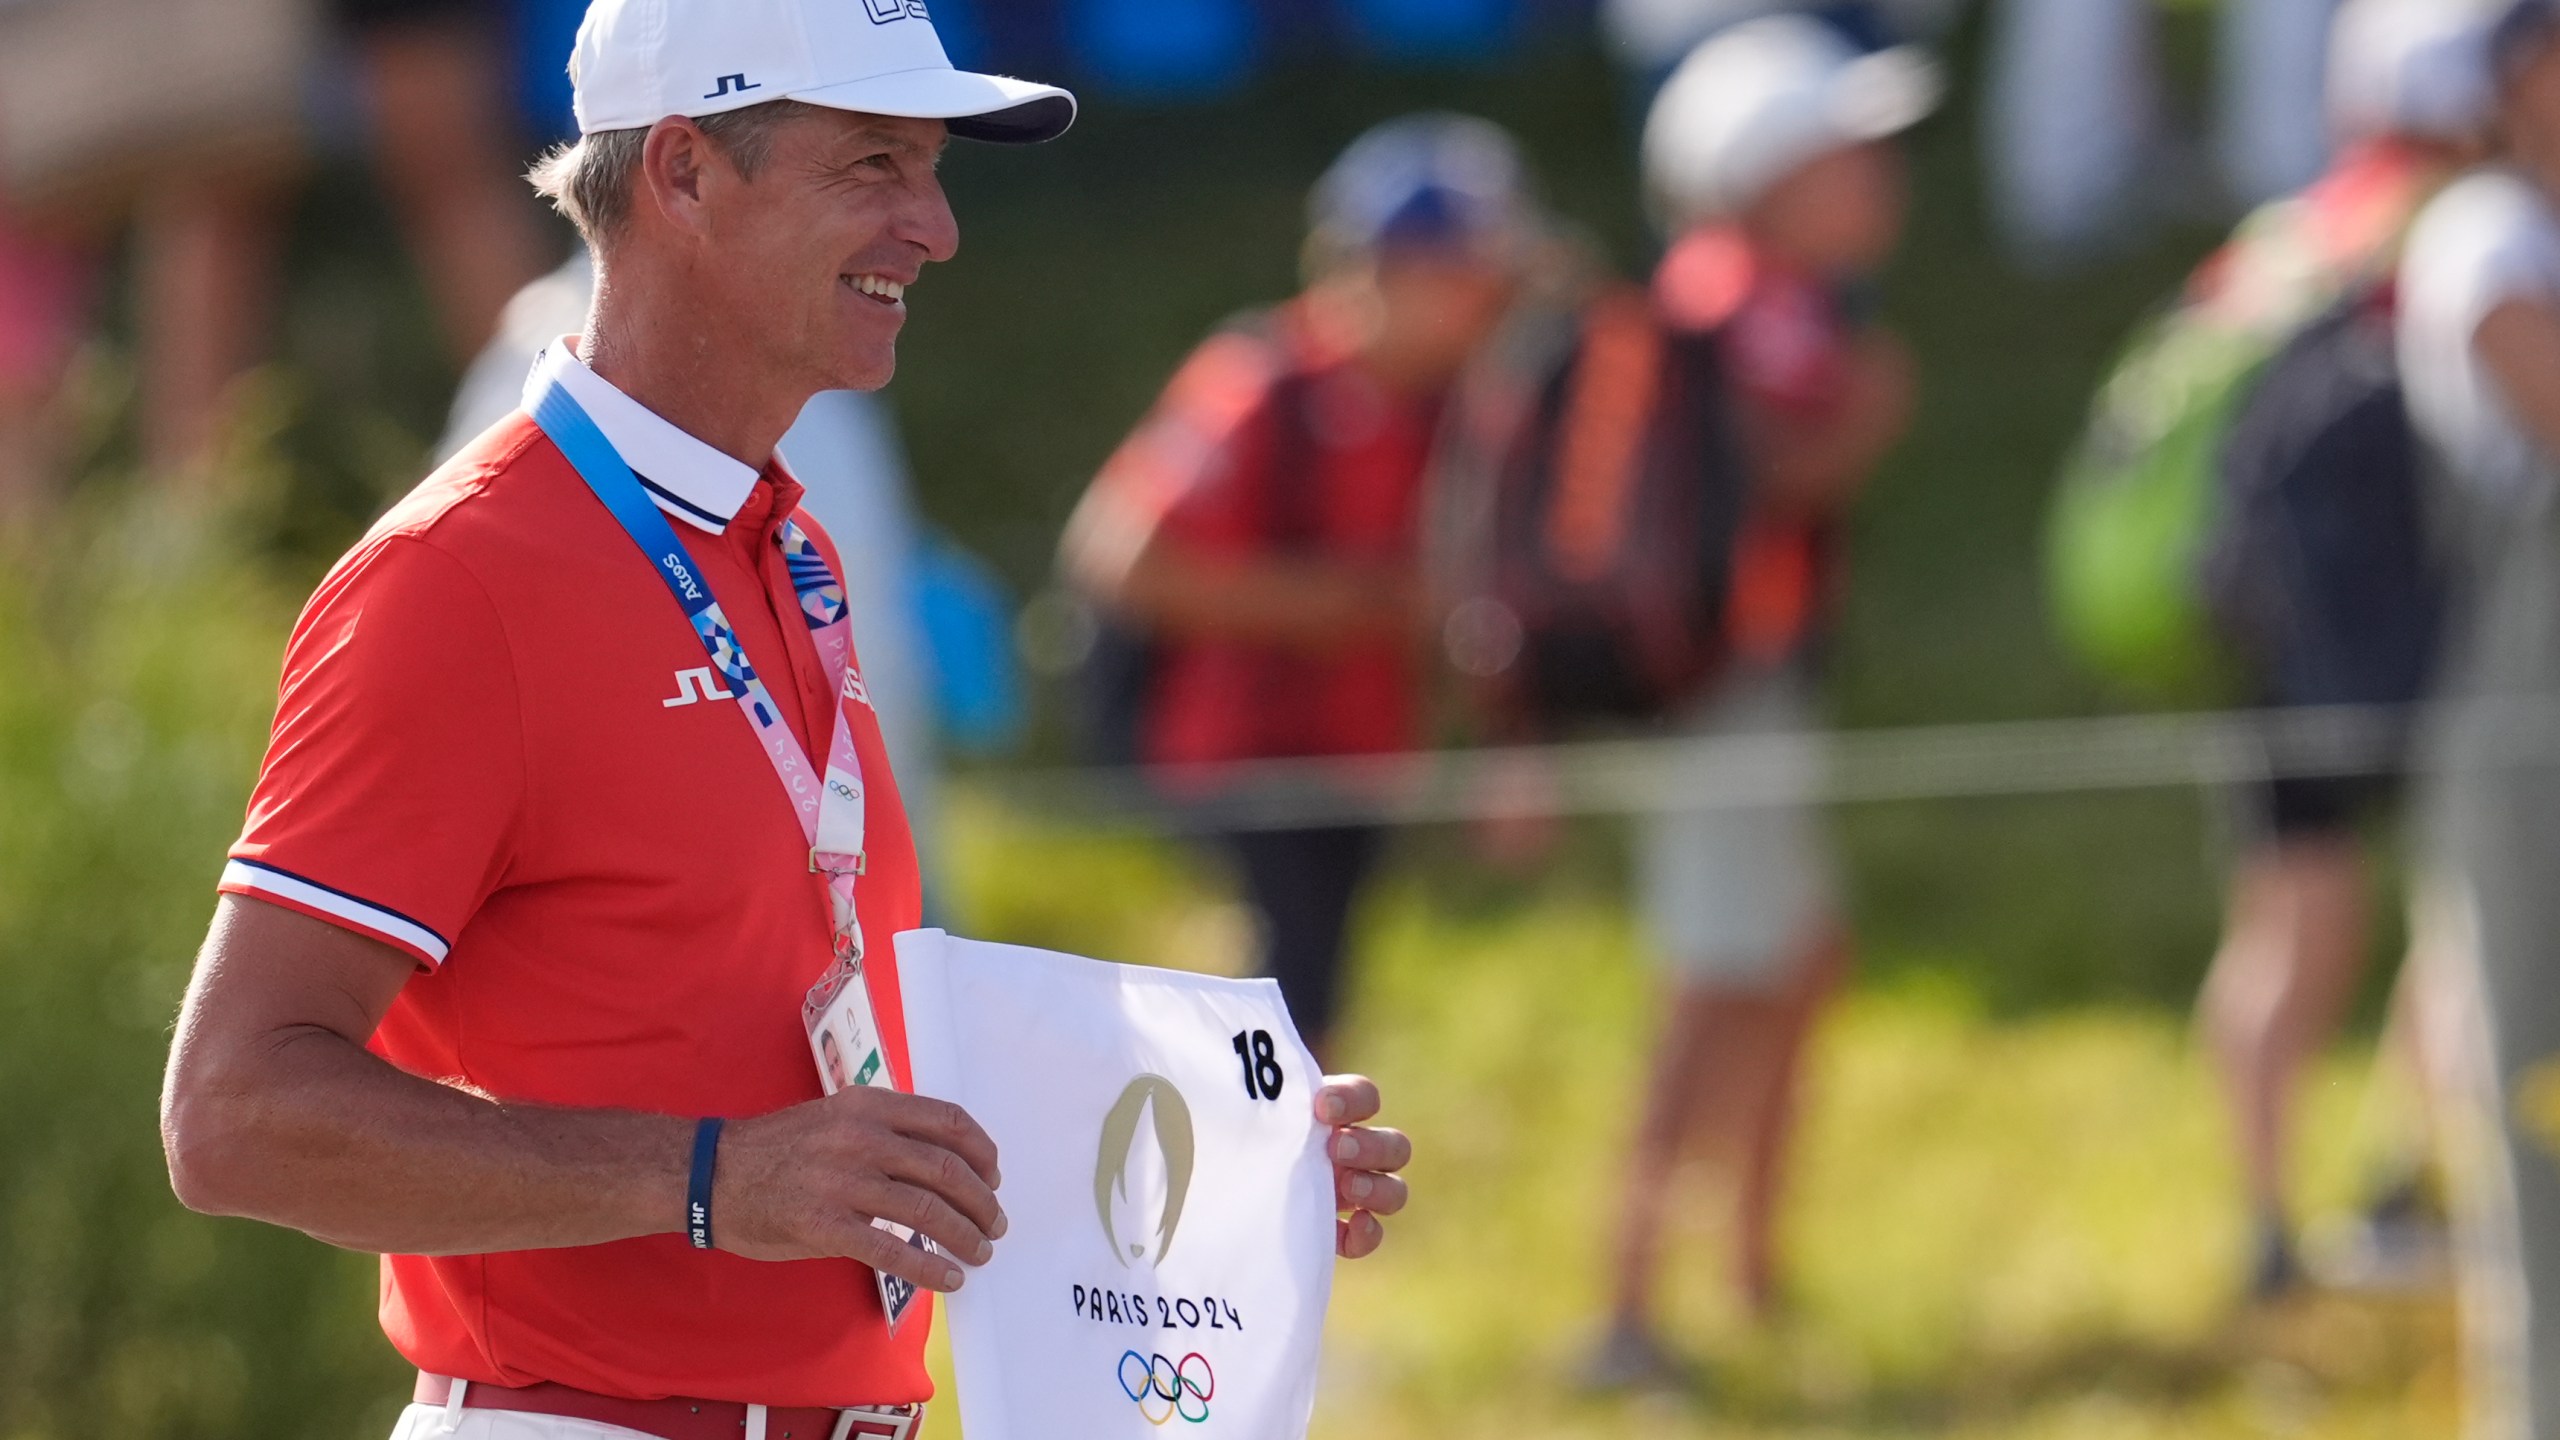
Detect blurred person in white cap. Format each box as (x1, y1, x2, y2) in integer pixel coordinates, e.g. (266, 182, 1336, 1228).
(156, 2, 1415, 1436)
(2171, 0, 2501, 1306)
(1583, 14, 1933, 1392)
(2399, 0, 2560, 1428)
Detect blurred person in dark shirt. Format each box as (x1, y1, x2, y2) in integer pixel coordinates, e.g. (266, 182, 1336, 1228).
(2185, 0, 2498, 1304)
(1060, 114, 1536, 1060)
(1585, 15, 1930, 1391)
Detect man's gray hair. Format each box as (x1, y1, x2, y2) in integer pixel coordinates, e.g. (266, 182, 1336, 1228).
(528, 100, 820, 245)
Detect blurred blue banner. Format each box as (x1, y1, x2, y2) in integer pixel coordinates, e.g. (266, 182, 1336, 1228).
(1339, 0, 1523, 59)
(507, 0, 1580, 134)
(1067, 0, 1262, 95)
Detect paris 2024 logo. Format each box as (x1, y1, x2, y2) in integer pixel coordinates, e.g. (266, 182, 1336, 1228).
(1095, 1076, 1217, 1424)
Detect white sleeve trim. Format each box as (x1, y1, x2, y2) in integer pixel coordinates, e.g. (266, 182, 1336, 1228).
(220, 859, 452, 965)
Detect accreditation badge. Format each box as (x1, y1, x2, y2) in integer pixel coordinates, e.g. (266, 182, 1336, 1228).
(895, 930, 1336, 1439)
(805, 954, 937, 1333)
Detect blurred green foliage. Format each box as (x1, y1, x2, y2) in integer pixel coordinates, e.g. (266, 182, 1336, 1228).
(0, 496, 406, 1440)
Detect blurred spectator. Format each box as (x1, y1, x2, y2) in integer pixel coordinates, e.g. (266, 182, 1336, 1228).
(0, 213, 91, 520)
(2178, 0, 2498, 1303)
(1059, 114, 1536, 1059)
(1983, 0, 2162, 265)
(0, 0, 548, 501)
(333, 0, 552, 360)
(2224, 0, 2356, 207)
(0, 0, 309, 499)
(2400, 0, 2560, 1427)
(1987, 0, 2349, 267)
(1585, 16, 1930, 1390)
(441, 251, 970, 901)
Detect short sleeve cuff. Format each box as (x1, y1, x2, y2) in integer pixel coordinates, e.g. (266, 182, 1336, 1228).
(219, 858, 453, 967)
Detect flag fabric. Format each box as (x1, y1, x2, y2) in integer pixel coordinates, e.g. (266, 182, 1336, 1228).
(896, 929, 1335, 1439)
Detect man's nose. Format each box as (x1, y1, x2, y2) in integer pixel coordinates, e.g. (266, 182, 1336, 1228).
(899, 175, 961, 265)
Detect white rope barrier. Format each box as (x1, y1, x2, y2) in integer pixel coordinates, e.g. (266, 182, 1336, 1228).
(981, 698, 2560, 833)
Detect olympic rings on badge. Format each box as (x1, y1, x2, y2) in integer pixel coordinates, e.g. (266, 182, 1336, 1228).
(1116, 1350, 1214, 1425)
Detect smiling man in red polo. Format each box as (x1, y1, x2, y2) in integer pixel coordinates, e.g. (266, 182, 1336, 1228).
(157, 2, 1412, 1436)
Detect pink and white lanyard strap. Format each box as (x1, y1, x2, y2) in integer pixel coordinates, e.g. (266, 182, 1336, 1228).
(532, 379, 871, 963)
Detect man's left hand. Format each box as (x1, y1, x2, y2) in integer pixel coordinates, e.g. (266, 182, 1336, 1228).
(1317, 1075, 1409, 1259)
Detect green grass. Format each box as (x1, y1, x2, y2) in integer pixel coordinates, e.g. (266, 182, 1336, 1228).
(919, 796, 2459, 1440)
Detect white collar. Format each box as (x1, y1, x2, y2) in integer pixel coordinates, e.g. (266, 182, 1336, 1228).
(523, 337, 760, 535)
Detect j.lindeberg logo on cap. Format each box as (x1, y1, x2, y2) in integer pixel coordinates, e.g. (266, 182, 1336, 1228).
(704, 74, 763, 100)
(862, 0, 931, 24)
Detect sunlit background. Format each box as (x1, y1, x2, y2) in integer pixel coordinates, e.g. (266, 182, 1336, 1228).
(0, 0, 2466, 1436)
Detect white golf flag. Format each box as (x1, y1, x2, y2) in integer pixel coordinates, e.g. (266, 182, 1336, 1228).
(896, 929, 1336, 1439)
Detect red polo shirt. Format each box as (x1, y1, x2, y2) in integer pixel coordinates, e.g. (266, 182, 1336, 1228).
(218, 342, 928, 1407)
(1087, 301, 1437, 768)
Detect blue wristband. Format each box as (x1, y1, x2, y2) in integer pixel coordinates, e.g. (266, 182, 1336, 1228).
(686, 1117, 725, 1251)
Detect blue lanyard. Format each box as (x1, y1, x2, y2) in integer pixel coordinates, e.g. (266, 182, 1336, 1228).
(530, 383, 792, 734)
(528, 380, 873, 903)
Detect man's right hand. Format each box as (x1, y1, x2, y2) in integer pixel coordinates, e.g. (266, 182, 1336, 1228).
(711, 1088, 1008, 1292)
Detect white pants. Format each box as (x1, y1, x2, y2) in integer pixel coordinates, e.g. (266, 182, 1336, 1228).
(391, 1400, 657, 1440)
(1637, 666, 1838, 989)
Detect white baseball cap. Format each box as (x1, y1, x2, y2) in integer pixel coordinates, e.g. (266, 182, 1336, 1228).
(571, 0, 1076, 144)
(2329, 0, 2499, 143)
(1642, 15, 1941, 226)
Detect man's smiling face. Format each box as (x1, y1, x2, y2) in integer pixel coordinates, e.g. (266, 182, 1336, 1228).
(705, 108, 958, 394)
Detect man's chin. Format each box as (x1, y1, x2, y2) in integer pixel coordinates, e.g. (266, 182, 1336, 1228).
(828, 347, 899, 394)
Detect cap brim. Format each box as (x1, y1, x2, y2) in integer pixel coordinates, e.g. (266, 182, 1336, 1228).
(1826, 46, 1944, 143)
(790, 67, 1077, 144)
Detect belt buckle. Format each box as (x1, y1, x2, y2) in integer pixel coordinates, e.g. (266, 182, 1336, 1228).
(833, 1404, 918, 1440)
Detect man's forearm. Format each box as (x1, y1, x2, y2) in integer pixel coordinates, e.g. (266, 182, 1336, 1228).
(166, 1023, 691, 1256)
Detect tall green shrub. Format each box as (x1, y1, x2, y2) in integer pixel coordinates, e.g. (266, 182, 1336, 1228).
(0, 504, 408, 1440)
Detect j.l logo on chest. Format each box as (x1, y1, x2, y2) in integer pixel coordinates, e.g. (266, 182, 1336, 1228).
(662, 667, 738, 708)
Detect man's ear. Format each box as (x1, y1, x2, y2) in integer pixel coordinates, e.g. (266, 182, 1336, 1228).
(639, 116, 722, 237)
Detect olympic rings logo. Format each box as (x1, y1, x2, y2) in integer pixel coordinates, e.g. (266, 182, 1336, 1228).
(1117, 1350, 1213, 1425)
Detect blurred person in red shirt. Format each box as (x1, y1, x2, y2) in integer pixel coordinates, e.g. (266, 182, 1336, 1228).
(1061, 114, 1536, 1059)
(1584, 16, 1931, 1390)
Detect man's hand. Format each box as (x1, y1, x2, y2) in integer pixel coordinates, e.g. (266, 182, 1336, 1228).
(714, 1088, 1007, 1293)
(1317, 1075, 1410, 1259)
(168, 897, 1012, 1288)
